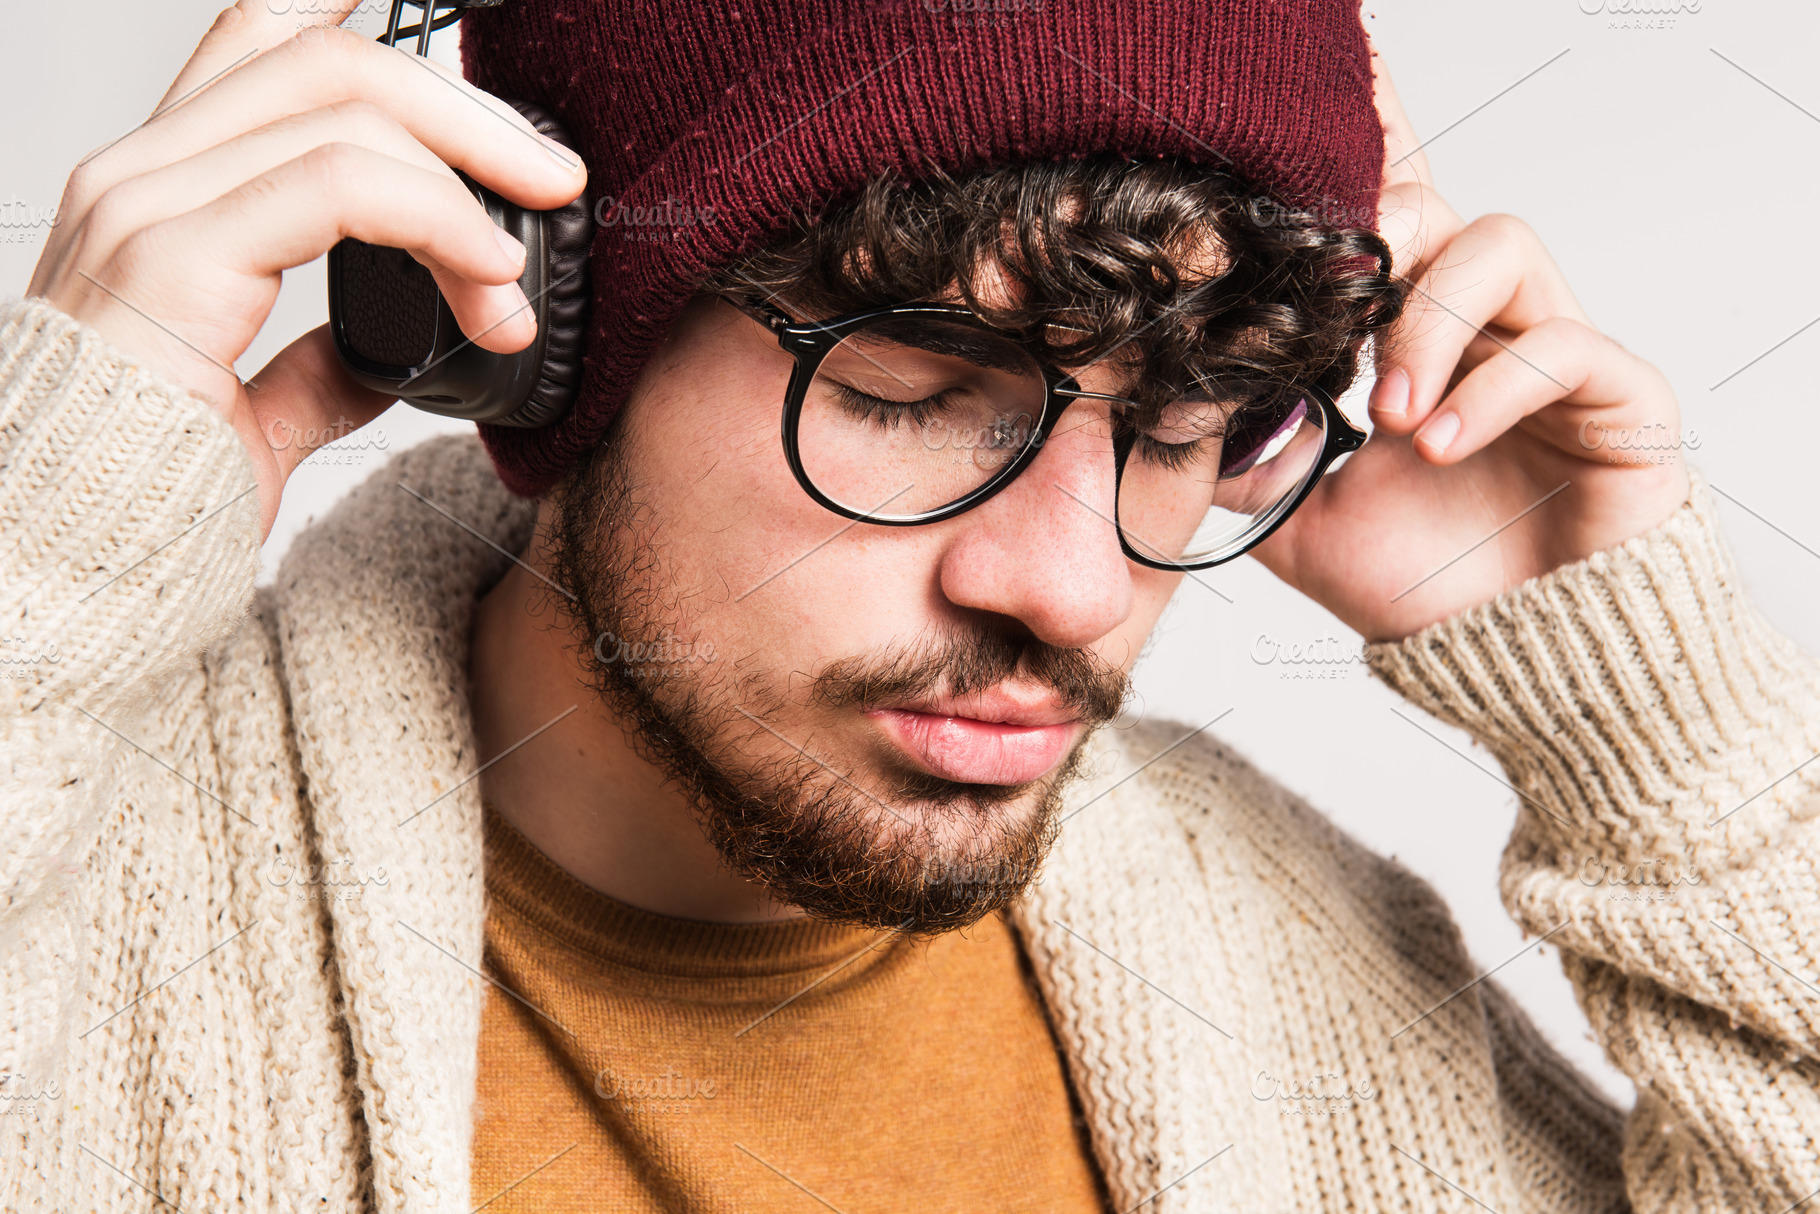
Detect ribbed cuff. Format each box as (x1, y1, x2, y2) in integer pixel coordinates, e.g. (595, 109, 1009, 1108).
(1365, 470, 1820, 847)
(0, 296, 261, 717)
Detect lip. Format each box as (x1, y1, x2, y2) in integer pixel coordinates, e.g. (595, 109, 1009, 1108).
(866, 690, 1081, 786)
(889, 688, 1080, 729)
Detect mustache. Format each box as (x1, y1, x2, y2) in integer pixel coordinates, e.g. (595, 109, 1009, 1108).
(808, 627, 1130, 727)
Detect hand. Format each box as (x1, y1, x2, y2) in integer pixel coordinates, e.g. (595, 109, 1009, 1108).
(28, 1, 588, 538)
(1249, 47, 1691, 643)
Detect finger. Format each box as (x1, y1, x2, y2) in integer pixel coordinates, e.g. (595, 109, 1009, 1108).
(1374, 179, 1466, 300)
(43, 24, 583, 305)
(245, 324, 398, 487)
(90, 27, 582, 212)
(36, 2, 299, 288)
(64, 101, 463, 277)
(54, 23, 583, 290)
(1406, 316, 1667, 465)
(58, 102, 525, 340)
(157, 1, 368, 116)
(218, 144, 536, 352)
(112, 144, 535, 354)
(1371, 213, 1590, 434)
(1368, 185, 1466, 412)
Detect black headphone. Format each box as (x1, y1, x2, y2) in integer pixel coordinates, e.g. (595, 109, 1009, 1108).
(327, 0, 594, 427)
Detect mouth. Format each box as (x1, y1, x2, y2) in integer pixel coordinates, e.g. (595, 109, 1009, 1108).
(865, 688, 1083, 786)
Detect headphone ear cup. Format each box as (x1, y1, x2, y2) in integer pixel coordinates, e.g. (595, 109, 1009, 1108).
(490, 100, 594, 429)
(326, 99, 593, 428)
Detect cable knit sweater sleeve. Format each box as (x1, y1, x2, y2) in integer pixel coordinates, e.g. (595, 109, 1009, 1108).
(1367, 472, 1820, 1212)
(0, 297, 261, 1084)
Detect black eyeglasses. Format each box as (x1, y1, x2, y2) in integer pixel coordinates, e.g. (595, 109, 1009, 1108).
(726, 293, 1364, 571)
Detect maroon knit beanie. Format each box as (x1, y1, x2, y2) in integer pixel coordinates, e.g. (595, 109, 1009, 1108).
(461, 0, 1384, 498)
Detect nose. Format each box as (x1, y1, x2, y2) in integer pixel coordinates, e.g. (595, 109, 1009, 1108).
(935, 400, 1135, 649)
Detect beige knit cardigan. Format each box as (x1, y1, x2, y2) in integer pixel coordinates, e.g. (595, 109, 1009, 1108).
(3, 296, 1819, 1212)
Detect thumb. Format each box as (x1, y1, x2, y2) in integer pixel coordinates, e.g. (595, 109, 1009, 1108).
(242, 324, 398, 526)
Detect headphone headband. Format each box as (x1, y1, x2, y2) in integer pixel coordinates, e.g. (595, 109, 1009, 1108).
(381, 0, 506, 57)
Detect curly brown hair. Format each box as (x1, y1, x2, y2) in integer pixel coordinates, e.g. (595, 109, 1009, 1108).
(700, 154, 1409, 423)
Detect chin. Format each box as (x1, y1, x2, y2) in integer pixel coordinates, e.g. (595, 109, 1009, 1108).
(693, 732, 1093, 936)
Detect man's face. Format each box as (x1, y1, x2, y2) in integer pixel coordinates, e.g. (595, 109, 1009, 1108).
(544, 290, 1185, 932)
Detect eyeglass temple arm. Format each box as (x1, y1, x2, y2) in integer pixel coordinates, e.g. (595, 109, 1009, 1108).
(724, 292, 795, 335)
(1052, 385, 1141, 407)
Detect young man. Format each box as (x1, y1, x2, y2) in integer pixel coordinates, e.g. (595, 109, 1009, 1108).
(4, 0, 1816, 1210)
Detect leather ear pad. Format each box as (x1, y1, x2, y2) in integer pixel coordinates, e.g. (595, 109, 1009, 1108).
(495, 100, 593, 429)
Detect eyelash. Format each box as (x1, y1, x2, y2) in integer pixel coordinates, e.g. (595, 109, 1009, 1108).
(832, 385, 949, 429)
(833, 381, 1245, 473)
(1133, 433, 1213, 472)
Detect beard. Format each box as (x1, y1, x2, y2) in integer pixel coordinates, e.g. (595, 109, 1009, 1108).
(544, 431, 1130, 935)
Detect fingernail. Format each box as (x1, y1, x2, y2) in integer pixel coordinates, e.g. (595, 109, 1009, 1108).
(1370, 367, 1409, 418)
(1418, 410, 1461, 456)
(494, 225, 526, 271)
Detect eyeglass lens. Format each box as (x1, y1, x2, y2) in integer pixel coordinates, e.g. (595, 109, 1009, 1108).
(793, 312, 1330, 564)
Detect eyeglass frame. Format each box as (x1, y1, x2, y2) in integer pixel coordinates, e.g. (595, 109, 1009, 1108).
(723, 292, 1365, 571)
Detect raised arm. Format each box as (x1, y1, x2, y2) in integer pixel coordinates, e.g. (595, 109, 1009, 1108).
(1370, 472, 1820, 1210)
(1237, 45, 1820, 1209)
(2, 0, 584, 1111)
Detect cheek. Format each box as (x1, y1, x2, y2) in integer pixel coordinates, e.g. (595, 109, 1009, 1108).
(627, 363, 949, 686)
(628, 345, 804, 589)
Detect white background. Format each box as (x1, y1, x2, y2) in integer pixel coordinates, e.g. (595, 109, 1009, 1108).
(7, 0, 1819, 1107)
